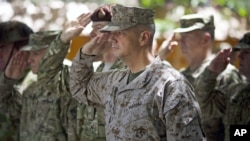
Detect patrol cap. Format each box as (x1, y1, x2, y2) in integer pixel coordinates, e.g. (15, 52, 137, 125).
(174, 14, 215, 33)
(100, 4, 155, 32)
(233, 32, 250, 51)
(21, 30, 60, 51)
(91, 5, 112, 22)
(0, 21, 33, 45)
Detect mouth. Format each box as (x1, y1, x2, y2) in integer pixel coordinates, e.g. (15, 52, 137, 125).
(112, 44, 119, 49)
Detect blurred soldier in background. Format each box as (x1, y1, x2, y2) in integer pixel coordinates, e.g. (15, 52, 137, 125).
(196, 32, 250, 141)
(0, 13, 91, 141)
(159, 14, 244, 141)
(0, 21, 33, 141)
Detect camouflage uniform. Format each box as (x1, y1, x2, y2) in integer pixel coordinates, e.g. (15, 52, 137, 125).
(0, 31, 78, 141)
(182, 56, 243, 141)
(195, 35, 250, 141)
(0, 21, 34, 141)
(196, 68, 249, 141)
(77, 59, 126, 141)
(0, 72, 22, 141)
(70, 50, 205, 140)
(175, 14, 244, 141)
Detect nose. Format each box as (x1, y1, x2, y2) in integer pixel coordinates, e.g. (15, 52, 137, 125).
(27, 54, 33, 64)
(90, 30, 96, 38)
(108, 32, 115, 43)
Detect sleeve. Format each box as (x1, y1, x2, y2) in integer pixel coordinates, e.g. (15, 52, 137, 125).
(36, 33, 77, 140)
(0, 72, 22, 134)
(59, 67, 78, 141)
(37, 32, 70, 82)
(163, 79, 205, 140)
(69, 49, 114, 106)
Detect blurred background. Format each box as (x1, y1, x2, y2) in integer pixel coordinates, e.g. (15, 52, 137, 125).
(1, 0, 249, 69)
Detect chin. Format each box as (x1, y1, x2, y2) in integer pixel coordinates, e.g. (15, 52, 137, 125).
(31, 69, 38, 74)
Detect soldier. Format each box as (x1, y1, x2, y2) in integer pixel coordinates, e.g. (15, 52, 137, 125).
(1, 13, 91, 141)
(0, 21, 33, 141)
(159, 13, 243, 141)
(70, 4, 205, 140)
(77, 5, 125, 141)
(195, 32, 250, 141)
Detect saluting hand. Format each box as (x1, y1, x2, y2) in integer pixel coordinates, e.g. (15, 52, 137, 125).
(208, 48, 231, 74)
(81, 32, 110, 56)
(158, 32, 178, 60)
(5, 49, 29, 80)
(60, 12, 92, 44)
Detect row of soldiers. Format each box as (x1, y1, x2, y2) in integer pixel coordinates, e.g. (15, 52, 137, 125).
(0, 3, 249, 141)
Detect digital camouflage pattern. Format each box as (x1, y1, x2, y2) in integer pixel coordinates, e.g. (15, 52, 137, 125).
(96, 59, 125, 72)
(21, 30, 61, 51)
(19, 32, 78, 141)
(174, 13, 215, 33)
(182, 55, 243, 141)
(70, 51, 205, 141)
(0, 72, 22, 141)
(77, 59, 126, 141)
(196, 68, 249, 141)
(100, 4, 154, 32)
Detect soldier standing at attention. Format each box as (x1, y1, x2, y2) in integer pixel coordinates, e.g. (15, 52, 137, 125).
(70, 4, 205, 141)
(159, 14, 243, 141)
(196, 32, 250, 141)
(1, 13, 92, 141)
(0, 21, 33, 141)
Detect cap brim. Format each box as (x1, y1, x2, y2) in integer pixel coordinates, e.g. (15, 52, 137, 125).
(174, 23, 205, 33)
(100, 23, 136, 32)
(21, 45, 49, 51)
(233, 43, 250, 51)
(21, 45, 33, 51)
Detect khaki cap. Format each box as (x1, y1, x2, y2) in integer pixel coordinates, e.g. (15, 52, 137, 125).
(174, 14, 215, 33)
(21, 31, 60, 51)
(100, 4, 155, 32)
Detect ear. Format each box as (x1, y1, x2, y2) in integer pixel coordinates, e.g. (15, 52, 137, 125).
(203, 32, 212, 45)
(139, 31, 150, 46)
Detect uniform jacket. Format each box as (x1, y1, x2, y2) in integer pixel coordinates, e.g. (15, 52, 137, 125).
(70, 51, 205, 141)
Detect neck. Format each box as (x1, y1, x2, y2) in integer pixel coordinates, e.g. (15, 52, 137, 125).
(188, 50, 212, 71)
(103, 52, 117, 63)
(123, 50, 154, 73)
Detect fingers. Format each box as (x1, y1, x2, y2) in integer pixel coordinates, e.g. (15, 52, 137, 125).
(77, 12, 92, 27)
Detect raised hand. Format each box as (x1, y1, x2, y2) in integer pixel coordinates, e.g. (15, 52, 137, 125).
(60, 12, 92, 44)
(158, 32, 178, 60)
(81, 33, 111, 56)
(208, 48, 231, 74)
(5, 49, 29, 80)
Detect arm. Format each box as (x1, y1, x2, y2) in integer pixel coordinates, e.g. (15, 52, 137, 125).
(195, 49, 231, 104)
(158, 33, 178, 60)
(38, 13, 92, 82)
(163, 79, 204, 140)
(70, 28, 112, 105)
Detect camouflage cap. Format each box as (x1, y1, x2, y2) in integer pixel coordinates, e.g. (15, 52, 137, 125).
(21, 30, 60, 51)
(100, 4, 155, 32)
(233, 32, 250, 51)
(174, 14, 215, 33)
